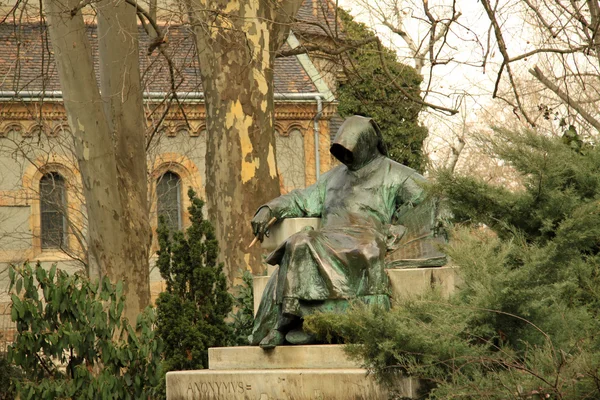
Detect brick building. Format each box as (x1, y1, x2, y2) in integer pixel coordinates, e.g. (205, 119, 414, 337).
(0, 0, 342, 347)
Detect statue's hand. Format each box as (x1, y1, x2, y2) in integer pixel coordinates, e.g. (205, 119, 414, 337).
(251, 207, 273, 243)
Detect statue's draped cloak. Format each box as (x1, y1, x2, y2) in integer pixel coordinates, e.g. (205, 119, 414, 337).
(250, 116, 429, 344)
(267, 156, 426, 298)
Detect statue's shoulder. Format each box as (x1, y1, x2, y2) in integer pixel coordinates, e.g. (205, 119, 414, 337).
(321, 163, 346, 179)
(384, 158, 427, 183)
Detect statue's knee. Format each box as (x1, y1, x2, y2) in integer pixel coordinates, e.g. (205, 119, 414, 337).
(363, 242, 385, 261)
(287, 231, 313, 248)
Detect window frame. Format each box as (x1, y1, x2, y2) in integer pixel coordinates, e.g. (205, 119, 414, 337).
(156, 170, 183, 232)
(22, 157, 83, 261)
(150, 153, 203, 251)
(39, 172, 68, 250)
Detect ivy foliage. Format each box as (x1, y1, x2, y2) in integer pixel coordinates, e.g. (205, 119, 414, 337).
(155, 188, 232, 373)
(7, 263, 162, 400)
(305, 128, 600, 399)
(337, 8, 428, 172)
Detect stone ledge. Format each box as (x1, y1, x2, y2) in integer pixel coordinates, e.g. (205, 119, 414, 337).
(167, 369, 419, 400)
(209, 345, 360, 370)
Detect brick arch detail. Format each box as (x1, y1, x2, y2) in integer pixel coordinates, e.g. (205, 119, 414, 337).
(150, 153, 203, 236)
(285, 123, 307, 136)
(1, 122, 24, 137)
(22, 155, 83, 260)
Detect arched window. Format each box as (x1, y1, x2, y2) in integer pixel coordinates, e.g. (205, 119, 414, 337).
(157, 171, 182, 232)
(39, 172, 67, 249)
(275, 129, 306, 192)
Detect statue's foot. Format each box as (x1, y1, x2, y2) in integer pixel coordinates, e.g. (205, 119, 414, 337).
(259, 329, 285, 350)
(282, 297, 300, 318)
(285, 328, 316, 345)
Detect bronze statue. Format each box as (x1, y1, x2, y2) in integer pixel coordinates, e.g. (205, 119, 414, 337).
(249, 115, 441, 349)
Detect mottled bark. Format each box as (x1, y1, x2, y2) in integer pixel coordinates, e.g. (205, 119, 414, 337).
(186, 0, 303, 283)
(45, 0, 150, 322)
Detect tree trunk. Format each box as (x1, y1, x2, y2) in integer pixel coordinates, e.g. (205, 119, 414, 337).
(45, 0, 150, 323)
(186, 0, 303, 283)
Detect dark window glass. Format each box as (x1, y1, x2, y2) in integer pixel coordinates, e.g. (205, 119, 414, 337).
(157, 171, 181, 232)
(40, 172, 67, 249)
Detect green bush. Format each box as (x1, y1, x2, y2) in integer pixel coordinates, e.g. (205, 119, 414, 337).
(0, 349, 21, 400)
(305, 128, 600, 399)
(7, 263, 162, 400)
(155, 188, 232, 373)
(229, 270, 254, 346)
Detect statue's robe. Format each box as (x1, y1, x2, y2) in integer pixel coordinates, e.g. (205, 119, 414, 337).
(249, 116, 433, 345)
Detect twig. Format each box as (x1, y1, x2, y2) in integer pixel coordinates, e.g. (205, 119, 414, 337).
(529, 66, 600, 132)
(35, 352, 55, 377)
(480, 0, 536, 127)
(508, 46, 587, 63)
(133, 2, 191, 134)
(374, 40, 458, 115)
(277, 37, 378, 58)
(0, 0, 22, 24)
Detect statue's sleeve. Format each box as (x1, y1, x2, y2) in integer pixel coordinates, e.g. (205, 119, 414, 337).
(260, 170, 331, 219)
(394, 172, 428, 222)
(388, 170, 448, 266)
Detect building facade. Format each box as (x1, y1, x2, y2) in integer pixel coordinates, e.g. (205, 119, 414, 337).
(0, 0, 342, 347)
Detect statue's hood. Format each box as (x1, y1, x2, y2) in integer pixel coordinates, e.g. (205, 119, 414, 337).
(330, 116, 387, 171)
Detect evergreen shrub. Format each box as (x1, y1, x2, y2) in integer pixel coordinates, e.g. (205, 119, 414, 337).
(155, 188, 232, 373)
(229, 270, 254, 346)
(305, 128, 600, 399)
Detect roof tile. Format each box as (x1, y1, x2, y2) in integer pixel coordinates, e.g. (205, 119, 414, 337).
(0, 23, 318, 95)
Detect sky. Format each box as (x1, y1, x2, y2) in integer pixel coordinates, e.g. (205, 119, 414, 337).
(337, 0, 546, 169)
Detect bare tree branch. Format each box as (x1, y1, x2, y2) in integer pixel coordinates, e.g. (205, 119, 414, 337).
(480, 0, 536, 126)
(276, 37, 378, 57)
(69, 0, 95, 16)
(521, 0, 557, 38)
(129, 0, 191, 132)
(374, 40, 458, 115)
(446, 135, 465, 172)
(529, 66, 600, 132)
(508, 46, 588, 63)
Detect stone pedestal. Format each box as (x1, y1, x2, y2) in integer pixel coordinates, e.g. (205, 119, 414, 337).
(166, 345, 418, 400)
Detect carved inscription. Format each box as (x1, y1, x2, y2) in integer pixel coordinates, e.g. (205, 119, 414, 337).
(180, 377, 375, 399)
(186, 381, 246, 399)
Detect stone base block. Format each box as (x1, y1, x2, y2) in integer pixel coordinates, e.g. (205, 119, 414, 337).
(387, 266, 461, 300)
(209, 345, 360, 370)
(166, 369, 418, 400)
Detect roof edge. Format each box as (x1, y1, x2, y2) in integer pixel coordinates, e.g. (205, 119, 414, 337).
(0, 91, 327, 103)
(286, 32, 336, 103)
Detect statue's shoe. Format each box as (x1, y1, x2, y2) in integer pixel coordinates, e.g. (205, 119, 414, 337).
(281, 297, 300, 318)
(285, 328, 316, 345)
(259, 329, 285, 350)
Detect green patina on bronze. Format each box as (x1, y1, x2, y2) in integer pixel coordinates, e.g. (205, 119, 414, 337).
(249, 115, 445, 348)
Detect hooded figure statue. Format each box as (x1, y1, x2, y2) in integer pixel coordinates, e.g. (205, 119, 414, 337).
(249, 115, 432, 348)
